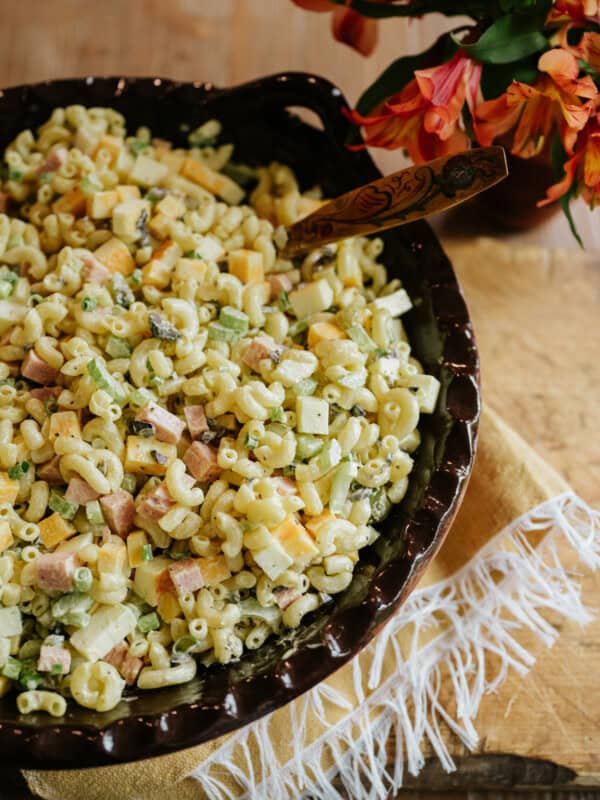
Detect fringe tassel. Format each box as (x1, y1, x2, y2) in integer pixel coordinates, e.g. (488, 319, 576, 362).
(190, 492, 600, 800)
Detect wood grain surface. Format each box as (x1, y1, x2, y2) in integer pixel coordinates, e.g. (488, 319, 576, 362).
(0, 1, 598, 797)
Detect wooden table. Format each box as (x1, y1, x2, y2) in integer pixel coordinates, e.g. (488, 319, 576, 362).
(0, 2, 598, 797)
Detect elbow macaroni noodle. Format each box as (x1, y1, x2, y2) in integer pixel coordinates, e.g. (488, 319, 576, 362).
(0, 107, 440, 715)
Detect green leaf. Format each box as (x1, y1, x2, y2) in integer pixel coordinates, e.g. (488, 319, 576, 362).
(355, 33, 457, 116)
(480, 56, 538, 99)
(459, 14, 548, 64)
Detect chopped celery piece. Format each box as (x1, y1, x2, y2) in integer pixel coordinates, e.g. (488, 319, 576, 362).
(346, 324, 377, 353)
(8, 460, 29, 480)
(316, 440, 342, 475)
(81, 296, 96, 312)
(87, 358, 127, 405)
(239, 598, 281, 625)
(121, 473, 137, 493)
(80, 174, 103, 193)
(329, 460, 358, 514)
(296, 434, 324, 461)
(137, 611, 160, 633)
(219, 306, 249, 334)
(105, 335, 132, 359)
(2, 656, 21, 680)
(269, 407, 284, 423)
(277, 290, 291, 312)
(141, 543, 153, 562)
(207, 321, 240, 343)
(73, 567, 92, 593)
(128, 139, 149, 155)
(173, 635, 201, 656)
(19, 663, 43, 690)
(292, 378, 318, 397)
(85, 500, 104, 525)
(48, 490, 78, 520)
(51, 593, 93, 624)
(129, 387, 153, 407)
(244, 434, 259, 449)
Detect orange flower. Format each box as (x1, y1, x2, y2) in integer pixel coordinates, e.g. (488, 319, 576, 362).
(475, 49, 597, 158)
(540, 113, 600, 206)
(546, 0, 600, 25)
(346, 51, 482, 162)
(290, 0, 392, 56)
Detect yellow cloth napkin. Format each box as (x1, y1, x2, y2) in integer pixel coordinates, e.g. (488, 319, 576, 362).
(26, 403, 598, 800)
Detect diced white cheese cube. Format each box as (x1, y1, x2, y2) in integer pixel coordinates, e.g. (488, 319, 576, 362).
(398, 373, 441, 413)
(129, 155, 169, 187)
(70, 604, 137, 661)
(289, 279, 334, 319)
(0, 607, 22, 637)
(133, 556, 172, 606)
(112, 199, 151, 241)
(377, 357, 401, 381)
(252, 538, 293, 581)
(371, 289, 412, 317)
(296, 397, 329, 435)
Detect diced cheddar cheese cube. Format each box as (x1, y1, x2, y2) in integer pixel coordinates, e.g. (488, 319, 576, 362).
(94, 236, 136, 276)
(157, 590, 182, 622)
(175, 257, 209, 283)
(129, 154, 169, 187)
(94, 135, 122, 165)
(289, 279, 334, 319)
(308, 321, 345, 348)
(228, 249, 264, 285)
(39, 513, 76, 548)
(147, 212, 172, 240)
(116, 185, 141, 202)
(0, 521, 14, 553)
(180, 157, 244, 204)
(48, 410, 81, 440)
(156, 194, 186, 219)
(87, 190, 119, 220)
(124, 436, 177, 476)
(252, 539, 293, 581)
(126, 530, 149, 569)
(296, 397, 329, 435)
(0, 472, 19, 505)
(305, 510, 335, 535)
(70, 604, 136, 662)
(197, 555, 231, 586)
(52, 186, 87, 217)
(272, 515, 319, 569)
(133, 556, 172, 606)
(142, 238, 182, 289)
(112, 199, 151, 241)
(97, 537, 127, 576)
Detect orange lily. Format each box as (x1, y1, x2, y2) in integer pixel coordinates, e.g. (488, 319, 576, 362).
(540, 113, 600, 206)
(554, 23, 600, 72)
(546, 0, 600, 25)
(290, 0, 392, 56)
(346, 51, 482, 163)
(475, 49, 597, 158)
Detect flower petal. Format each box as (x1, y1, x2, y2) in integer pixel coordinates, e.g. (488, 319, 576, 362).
(332, 8, 378, 56)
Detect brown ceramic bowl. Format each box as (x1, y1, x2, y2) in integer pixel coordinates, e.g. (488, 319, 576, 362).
(0, 74, 479, 768)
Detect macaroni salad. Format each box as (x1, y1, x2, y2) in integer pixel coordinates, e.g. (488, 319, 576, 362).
(0, 106, 440, 716)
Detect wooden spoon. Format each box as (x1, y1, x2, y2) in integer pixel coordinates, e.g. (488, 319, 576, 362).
(279, 146, 507, 259)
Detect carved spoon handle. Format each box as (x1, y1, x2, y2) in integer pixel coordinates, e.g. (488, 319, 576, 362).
(280, 146, 508, 259)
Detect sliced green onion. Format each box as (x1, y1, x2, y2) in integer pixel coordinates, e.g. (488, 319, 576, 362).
(172, 635, 201, 656)
(183, 250, 204, 260)
(130, 268, 142, 286)
(219, 306, 249, 334)
(346, 324, 377, 353)
(129, 388, 154, 408)
(50, 663, 64, 676)
(7, 461, 29, 480)
(329, 460, 358, 514)
(277, 290, 291, 312)
(128, 139, 149, 155)
(105, 335, 131, 359)
(141, 543, 153, 562)
(81, 296, 96, 312)
(288, 320, 307, 339)
(292, 378, 319, 397)
(316, 440, 342, 476)
(87, 358, 127, 405)
(207, 321, 240, 343)
(85, 500, 104, 526)
(296, 434, 324, 461)
(73, 567, 92, 593)
(79, 174, 103, 193)
(2, 656, 21, 680)
(29, 294, 43, 306)
(8, 168, 23, 182)
(244, 434, 259, 450)
(19, 660, 42, 690)
(269, 407, 284, 423)
(121, 473, 137, 494)
(48, 490, 78, 520)
(137, 611, 160, 633)
(239, 598, 281, 625)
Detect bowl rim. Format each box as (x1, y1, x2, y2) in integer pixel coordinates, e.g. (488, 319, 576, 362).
(0, 72, 480, 768)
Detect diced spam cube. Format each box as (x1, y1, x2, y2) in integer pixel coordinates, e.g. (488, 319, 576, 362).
(307, 321, 345, 348)
(48, 410, 81, 440)
(0, 473, 19, 505)
(370, 289, 412, 317)
(126, 530, 150, 569)
(70, 604, 137, 661)
(228, 249, 264, 285)
(87, 190, 119, 219)
(156, 194, 186, 219)
(129, 155, 169, 187)
(197, 555, 231, 586)
(296, 397, 329, 435)
(133, 556, 172, 606)
(94, 236, 136, 276)
(39, 513, 76, 548)
(289, 279, 334, 319)
(272, 515, 319, 569)
(253, 538, 293, 581)
(0, 520, 14, 553)
(52, 186, 87, 217)
(180, 157, 244, 204)
(124, 436, 177, 476)
(112, 199, 151, 241)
